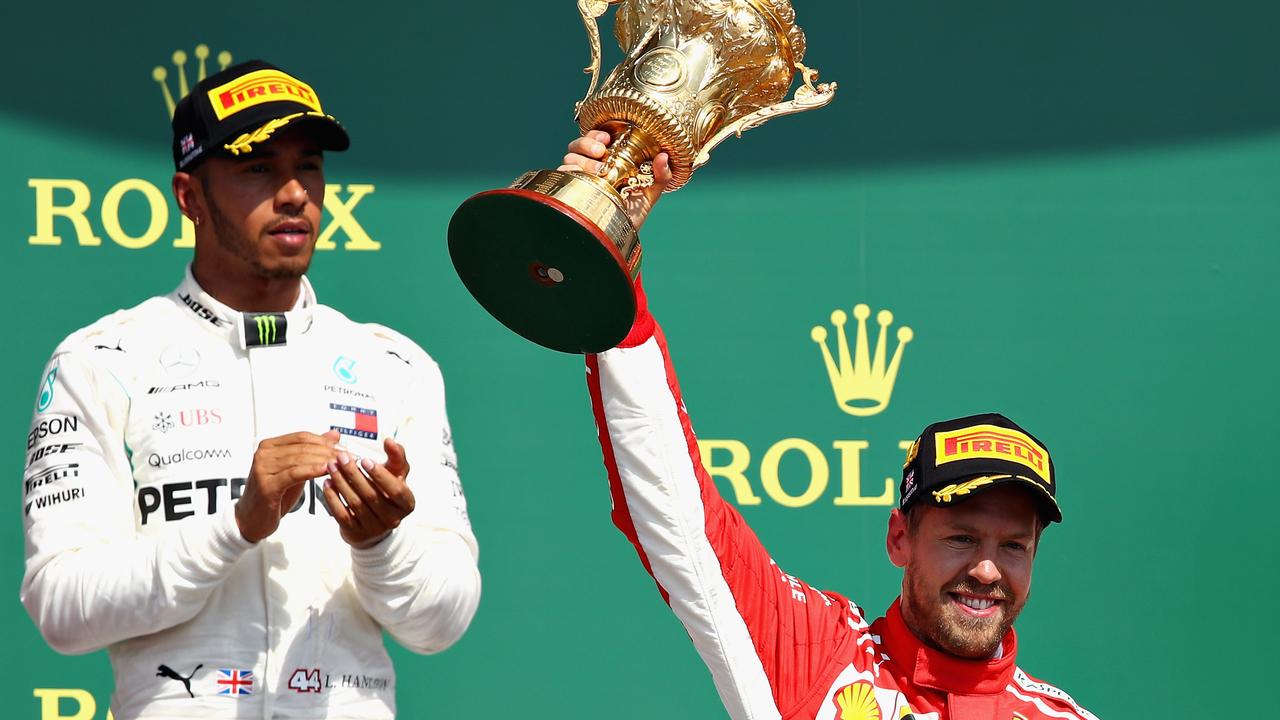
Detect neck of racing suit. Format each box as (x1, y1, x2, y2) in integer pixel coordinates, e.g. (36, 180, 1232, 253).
(171, 264, 316, 349)
(876, 597, 1018, 700)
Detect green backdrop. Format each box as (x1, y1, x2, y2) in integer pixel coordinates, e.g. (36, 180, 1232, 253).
(4, 2, 1277, 718)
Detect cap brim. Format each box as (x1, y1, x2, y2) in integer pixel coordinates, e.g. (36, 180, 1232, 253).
(283, 113, 350, 152)
(215, 111, 350, 160)
(926, 473, 1062, 524)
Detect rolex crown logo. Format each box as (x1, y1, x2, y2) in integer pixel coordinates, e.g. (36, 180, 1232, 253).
(810, 304, 913, 417)
(152, 44, 234, 117)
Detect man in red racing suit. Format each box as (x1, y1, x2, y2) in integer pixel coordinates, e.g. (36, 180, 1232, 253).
(568, 132, 1100, 720)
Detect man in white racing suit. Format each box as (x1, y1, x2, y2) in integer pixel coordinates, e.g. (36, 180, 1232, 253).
(20, 60, 480, 719)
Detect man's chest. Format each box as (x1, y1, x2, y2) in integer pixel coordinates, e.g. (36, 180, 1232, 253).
(123, 338, 403, 531)
(800, 645, 1053, 720)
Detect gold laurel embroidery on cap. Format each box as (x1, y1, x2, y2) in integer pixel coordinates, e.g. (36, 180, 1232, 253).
(223, 111, 331, 155)
(931, 477, 997, 503)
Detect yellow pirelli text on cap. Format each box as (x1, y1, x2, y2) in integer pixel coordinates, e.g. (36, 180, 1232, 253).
(934, 425, 1051, 484)
(208, 69, 322, 120)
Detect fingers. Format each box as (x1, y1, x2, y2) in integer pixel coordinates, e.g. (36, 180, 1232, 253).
(255, 447, 340, 481)
(567, 131, 610, 158)
(560, 132, 612, 174)
(559, 153, 605, 176)
(652, 152, 672, 187)
(383, 438, 409, 478)
(325, 456, 403, 531)
(257, 431, 340, 450)
(362, 457, 415, 514)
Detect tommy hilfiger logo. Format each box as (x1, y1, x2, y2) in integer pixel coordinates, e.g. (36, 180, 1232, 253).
(810, 304, 913, 418)
(329, 403, 377, 440)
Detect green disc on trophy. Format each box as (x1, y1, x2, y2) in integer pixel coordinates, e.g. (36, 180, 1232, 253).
(448, 173, 641, 354)
(447, 0, 837, 354)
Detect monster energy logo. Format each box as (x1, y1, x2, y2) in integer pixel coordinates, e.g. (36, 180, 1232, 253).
(256, 315, 277, 344)
(244, 313, 287, 347)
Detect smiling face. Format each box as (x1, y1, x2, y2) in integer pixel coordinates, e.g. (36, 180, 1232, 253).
(886, 484, 1043, 659)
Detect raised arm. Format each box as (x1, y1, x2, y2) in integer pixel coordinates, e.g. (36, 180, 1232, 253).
(586, 281, 861, 719)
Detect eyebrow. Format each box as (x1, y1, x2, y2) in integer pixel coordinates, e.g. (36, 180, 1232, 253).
(942, 522, 1034, 541)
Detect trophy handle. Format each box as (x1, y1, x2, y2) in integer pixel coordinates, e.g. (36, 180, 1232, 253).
(692, 63, 838, 170)
(574, 0, 620, 120)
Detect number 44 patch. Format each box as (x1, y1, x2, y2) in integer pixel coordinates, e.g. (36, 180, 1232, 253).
(288, 668, 323, 693)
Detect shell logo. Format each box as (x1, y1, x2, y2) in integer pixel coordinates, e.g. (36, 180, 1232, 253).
(833, 680, 882, 720)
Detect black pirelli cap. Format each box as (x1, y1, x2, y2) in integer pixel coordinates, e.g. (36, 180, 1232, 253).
(171, 59, 349, 171)
(900, 412, 1061, 523)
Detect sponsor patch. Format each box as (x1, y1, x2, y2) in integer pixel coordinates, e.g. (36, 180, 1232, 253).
(25, 463, 79, 496)
(332, 356, 357, 384)
(328, 403, 377, 440)
(157, 663, 202, 698)
(28, 442, 81, 467)
(831, 680, 882, 719)
(28, 415, 80, 450)
(160, 345, 202, 377)
(934, 424, 1050, 484)
(37, 367, 58, 411)
(25, 486, 85, 516)
(147, 447, 233, 468)
(208, 69, 321, 120)
(244, 313, 287, 347)
(149, 380, 220, 394)
(179, 293, 227, 327)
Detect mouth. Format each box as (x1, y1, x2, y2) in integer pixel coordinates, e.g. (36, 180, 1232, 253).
(267, 220, 313, 248)
(948, 592, 1005, 618)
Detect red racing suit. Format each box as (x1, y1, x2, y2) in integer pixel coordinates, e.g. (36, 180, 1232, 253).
(585, 288, 1099, 720)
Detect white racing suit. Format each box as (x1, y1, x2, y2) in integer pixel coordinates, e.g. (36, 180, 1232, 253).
(21, 267, 480, 719)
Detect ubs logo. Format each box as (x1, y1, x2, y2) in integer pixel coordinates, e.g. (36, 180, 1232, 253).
(153, 408, 221, 432)
(180, 408, 222, 427)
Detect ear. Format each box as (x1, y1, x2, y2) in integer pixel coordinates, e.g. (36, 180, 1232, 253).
(886, 508, 911, 568)
(172, 171, 203, 224)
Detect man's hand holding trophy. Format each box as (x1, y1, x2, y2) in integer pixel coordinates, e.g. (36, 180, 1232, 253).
(449, 0, 836, 353)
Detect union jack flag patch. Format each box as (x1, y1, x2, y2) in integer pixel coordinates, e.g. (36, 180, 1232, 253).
(216, 668, 254, 696)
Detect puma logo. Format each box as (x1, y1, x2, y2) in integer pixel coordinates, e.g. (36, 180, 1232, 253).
(386, 350, 411, 366)
(157, 663, 202, 698)
(93, 341, 125, 353)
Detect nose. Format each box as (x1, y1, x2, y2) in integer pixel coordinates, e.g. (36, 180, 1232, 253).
(969, 558, 1002, 586)
(275, 177, 310, 214)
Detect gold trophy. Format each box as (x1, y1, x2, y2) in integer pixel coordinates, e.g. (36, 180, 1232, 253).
(449, 0, 836, 353)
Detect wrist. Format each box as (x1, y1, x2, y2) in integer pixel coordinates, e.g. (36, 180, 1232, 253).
(234, 501, 265, 544)
(350, 529, 393, 550)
